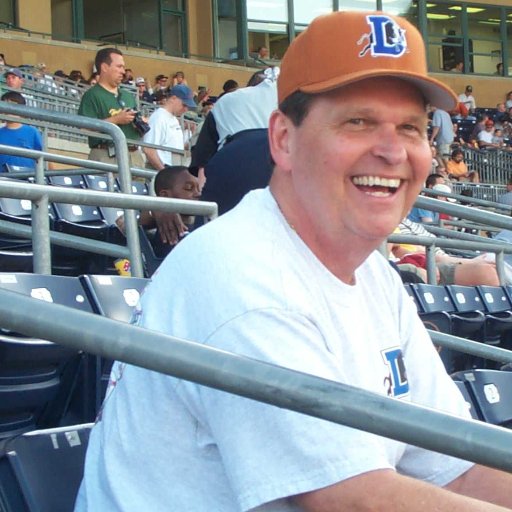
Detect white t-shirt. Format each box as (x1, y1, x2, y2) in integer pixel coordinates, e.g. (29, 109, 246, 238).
(75, 189, 473, 512)
(143, 107, 184, 166)
(478, 129, 494, 144)
(213, 79, 277, 149)
(457, 93, 476, 111)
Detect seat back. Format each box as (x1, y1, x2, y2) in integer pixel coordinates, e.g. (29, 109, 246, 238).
(454, 369, 512, 427)
(446, 285, 485, 314)
(451, 378, 480, 420)
(0, 274, 94, 437)
(48, 174, 85, 188)
(0, 424, 91, 512)
(476, 286, 512, 314)
(80, 274, 150, 322)
(410, 284, 455, 313)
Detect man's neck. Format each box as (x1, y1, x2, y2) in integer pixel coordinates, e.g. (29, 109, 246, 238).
(269, 178, 378, 285)
(97, 79, 118, 94)
(5, 121, 22, 129)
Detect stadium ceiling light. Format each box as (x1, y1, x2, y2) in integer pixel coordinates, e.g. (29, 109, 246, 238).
(426, 13, 455, 19)
(448, 6, 485, 13)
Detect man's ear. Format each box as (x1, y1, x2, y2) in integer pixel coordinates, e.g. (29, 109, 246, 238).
(268, 110, 293, 173)
(158, 189, 170, 198)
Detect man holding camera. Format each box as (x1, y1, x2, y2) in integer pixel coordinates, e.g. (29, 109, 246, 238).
(142, 84, 196, 170)
(78, 47, 145, 168)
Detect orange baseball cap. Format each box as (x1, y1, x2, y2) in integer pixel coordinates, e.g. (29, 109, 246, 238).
(278, 11, 457, 110)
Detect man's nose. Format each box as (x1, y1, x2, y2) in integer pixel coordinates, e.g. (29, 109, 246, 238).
(371, 125, 407, 165)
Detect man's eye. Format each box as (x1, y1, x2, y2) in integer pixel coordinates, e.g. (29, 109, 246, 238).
(348, 118, 365, 125)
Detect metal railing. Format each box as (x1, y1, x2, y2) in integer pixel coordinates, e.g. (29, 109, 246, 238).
(0, 103, 217, 276)
(393, 194, 512, 284)
(462, 146, 512, 185)
(0, 289, 511, 472)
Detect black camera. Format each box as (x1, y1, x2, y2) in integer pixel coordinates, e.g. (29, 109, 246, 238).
(132, 111, 150, 136)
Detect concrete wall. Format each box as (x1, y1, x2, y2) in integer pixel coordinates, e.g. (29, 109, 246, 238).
(0, 30, 256, 96)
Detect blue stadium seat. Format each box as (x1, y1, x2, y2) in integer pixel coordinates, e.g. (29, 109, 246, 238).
(476, 286, 512, 345)
(0, 423, 91, 512)
(412, 284, 485, 372)
(452, 369, 512, 428)
(450, 378, 480, 421)
(0, 273, 95, 437)
(79, 274, 150, 414)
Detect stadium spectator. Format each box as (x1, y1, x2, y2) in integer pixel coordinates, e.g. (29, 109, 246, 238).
(152, 73, 168, 95)
(429, 105, 454, 167)
(4, 67, 23, 90)
(258, 45, 269, 59)
(143, 85, 196, 170)
(190, 67, 278, 171)
(86, 71, 99, 85)
(506, 91, 512, 110)
(477, 119, 500, 149)
(135, 77, 152, 103)
(75, 10, 512, 511)
(451, 122, 466, 146)
(495, 62, 504, 76)
(493, 102, 508, 125)
(469, 112, 490, 144)
(393, 218, 500, 286)
(218, 79, 238, 99)
(122, 68, 134, 85)
(498, 178, 512, 206)
(115, 165, 200, 257)
(446, 148, 479, 182)
(190, 67, 278, 216)
(408, 175, 451, 224)
(429, 144, 447, 176)
(78, 47, 145, 168)
(69, 69, 86, 84)
(0, 91, 42, 171)
(457, 85, 476, 115)
(492, 127, 507, 148)
(172, 71, 187, 87)
(140, 165, 200, 257)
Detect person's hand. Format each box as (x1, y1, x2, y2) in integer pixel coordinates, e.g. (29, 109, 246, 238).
(152, 210, 188, 245)
(114, 109, 136, 125)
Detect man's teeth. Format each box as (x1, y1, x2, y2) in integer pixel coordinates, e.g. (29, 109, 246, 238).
(352, 176, 401, 188)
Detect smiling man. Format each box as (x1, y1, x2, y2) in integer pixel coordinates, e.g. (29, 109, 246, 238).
(75, 11, 512, 512)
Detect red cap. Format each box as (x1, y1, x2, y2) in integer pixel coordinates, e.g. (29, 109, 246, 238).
(278, 11, 457, 110)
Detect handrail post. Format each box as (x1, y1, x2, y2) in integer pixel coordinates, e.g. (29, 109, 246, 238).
(426, 244, 437, 284)
(31, 156, 52, 274)
(496, 250, 506, 285)
(113, 136, 143, 278)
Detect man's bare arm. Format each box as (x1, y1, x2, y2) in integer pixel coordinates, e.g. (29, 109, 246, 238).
(445, 464, 512, 509)
(294, 468, 512, 512)
(143, 147, 164, 171)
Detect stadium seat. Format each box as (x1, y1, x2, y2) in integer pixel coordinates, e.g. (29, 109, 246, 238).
(412, 284, 485, 372)
(48, 174, 85, 188)
(0, 273, 95, 437)
(79, 274, 150, 413)
(138, 226, 164, 277)
(404, 283, 452, 333)
(452, 369, 512, 428)
(0, 423, 91, 512)
(79, 274, 149, 323)
(450, 378, 480, 420)
(476, 286, 512, 345)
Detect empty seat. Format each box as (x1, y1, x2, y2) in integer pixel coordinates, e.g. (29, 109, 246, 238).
(0, 273, 94, 437)
(412, 284, 485, 372)
(476, 286, 512, 345)
(80, 274, 150, 323)
(452, 369, 512, 427)
(0, 423, 92, 512)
